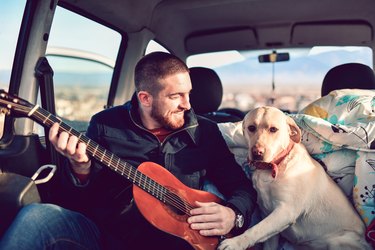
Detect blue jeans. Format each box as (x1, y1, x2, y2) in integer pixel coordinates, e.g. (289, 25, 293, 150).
(0, 203, 101, 250)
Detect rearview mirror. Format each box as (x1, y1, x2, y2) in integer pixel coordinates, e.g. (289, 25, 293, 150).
(258, 51, 290, 63)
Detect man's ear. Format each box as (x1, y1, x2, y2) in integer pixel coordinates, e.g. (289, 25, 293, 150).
(137, 91, 153, 107)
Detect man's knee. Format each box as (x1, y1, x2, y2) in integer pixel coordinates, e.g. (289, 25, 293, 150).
(14, 203, 69, 230)
(20, 203, 63, 218)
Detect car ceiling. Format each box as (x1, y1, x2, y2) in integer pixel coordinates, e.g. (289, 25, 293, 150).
(59, 0, 375, 57)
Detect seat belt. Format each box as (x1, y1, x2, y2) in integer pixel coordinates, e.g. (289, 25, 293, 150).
(34, 57, 60, 166)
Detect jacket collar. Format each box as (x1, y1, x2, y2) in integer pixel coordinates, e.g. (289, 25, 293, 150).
(127, 93, 199, 145)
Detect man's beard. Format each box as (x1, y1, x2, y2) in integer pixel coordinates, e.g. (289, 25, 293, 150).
(150, 105, 185, 130)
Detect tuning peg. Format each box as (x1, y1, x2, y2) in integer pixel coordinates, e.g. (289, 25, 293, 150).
(0, 107, 10, 115)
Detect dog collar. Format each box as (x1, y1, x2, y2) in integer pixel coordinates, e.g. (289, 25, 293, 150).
(250, 140, 295, 178)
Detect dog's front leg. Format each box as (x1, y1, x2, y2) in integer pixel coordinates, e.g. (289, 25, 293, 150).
(217, 204, 295, 250)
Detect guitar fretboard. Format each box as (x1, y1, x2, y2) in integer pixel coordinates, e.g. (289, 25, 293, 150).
(1, 89, 201, 219)
(31, 106, 169, 202)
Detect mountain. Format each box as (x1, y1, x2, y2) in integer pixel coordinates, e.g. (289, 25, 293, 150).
(0, 70, 112, 88)
(1, 49, 372, 91)
(52, 71, 112, 87)
(214, 49, 372, 88)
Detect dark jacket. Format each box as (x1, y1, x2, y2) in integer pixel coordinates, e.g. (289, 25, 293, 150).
(62, 94, 256, 248)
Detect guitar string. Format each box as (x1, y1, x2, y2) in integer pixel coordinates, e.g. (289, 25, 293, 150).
(7, 99, 196, 214)
(30, 107, 195, 214)
(10, 102, 196, 214)
(34, 109, 194, 214)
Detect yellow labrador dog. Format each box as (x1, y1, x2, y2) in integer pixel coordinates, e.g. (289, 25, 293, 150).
(218, 106, 371, 250)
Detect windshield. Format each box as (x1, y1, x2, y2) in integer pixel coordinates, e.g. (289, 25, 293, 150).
(187, 46, 373, 113)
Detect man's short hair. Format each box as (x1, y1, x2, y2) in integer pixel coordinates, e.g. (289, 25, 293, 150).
(134, 52, 189, 96)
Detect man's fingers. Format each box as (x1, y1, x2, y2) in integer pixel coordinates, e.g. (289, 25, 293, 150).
(198, 228, 223, 236)
(66, 135, 79, 155)
(190, 201, 218, 215)
(49, 122, 60, 144)
(76, 142, 89, 162)
(189, 220, 226, 236)
(56, 131, 69, 152)
(188, 201, 235, 236)
(195, 201, 216, 207)
(188, 213, 216, 224)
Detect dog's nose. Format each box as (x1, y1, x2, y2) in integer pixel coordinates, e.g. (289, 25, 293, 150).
(252, 147, 264, 160)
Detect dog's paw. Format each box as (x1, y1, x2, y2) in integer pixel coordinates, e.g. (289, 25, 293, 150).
(217, 236, 250, 250)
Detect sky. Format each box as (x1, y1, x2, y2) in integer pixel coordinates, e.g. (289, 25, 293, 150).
(0, 1, 121, 71)
(0, 1, 26, 70)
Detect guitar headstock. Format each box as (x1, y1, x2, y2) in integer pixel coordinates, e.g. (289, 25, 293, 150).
(0, 89, 35, 118)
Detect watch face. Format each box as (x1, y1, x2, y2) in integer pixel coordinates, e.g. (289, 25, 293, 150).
(236, 214, 244, 228)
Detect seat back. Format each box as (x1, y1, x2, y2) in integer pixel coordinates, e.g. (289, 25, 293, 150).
(321, 63, 375, 96)
(189, 67, 243, 122)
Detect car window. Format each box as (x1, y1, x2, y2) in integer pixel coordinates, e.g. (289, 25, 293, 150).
(45, 54, 114, 131)
(187, 46, 373, 113)
(145, 40, 170, 54)
(37, 6, 121, 133)
(0, 1, 26, 139)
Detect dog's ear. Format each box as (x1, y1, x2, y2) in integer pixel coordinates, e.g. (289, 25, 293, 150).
(286, 116, 301, 143)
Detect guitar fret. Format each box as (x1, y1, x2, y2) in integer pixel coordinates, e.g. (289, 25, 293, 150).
(134, 170, 138, 184)
(43, 113, 51, 124)
(93, 145, 99, 156)
(138, 172, 143, 188)
(100, 149, 106, 162)
(129, 170, 137, 183)
(154, 180, 158, 198)
(158, 183, 163, 201)
(155, 181, 161, 200)
(139, 172, 144, 188)
(142, 175, 147, 191)
(115, 158, 120, 171)
(148, 178, 153, 196)
(121, 163, 126, 176)
(125, 163, 130, 178)
(109, 154, 113, 165)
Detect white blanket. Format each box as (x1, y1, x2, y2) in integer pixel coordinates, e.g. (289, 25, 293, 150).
(218, 89, 375, 228)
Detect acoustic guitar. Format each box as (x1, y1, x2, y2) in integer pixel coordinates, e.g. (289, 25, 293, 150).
(0, 89, 223, 250)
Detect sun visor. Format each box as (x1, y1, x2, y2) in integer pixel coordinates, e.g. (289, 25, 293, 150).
(185, 28, 257, 54)
(291, 21, 373, 46)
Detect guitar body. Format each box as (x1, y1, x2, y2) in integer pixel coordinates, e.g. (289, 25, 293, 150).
(133, 162, 222, 250)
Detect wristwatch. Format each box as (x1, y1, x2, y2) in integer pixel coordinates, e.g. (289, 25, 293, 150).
(227, 204, 245, 230)
(234, 210, 244, 229)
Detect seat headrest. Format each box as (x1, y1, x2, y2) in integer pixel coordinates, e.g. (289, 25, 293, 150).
(321, 63, 375, 96)
(189, 67, 223, 114)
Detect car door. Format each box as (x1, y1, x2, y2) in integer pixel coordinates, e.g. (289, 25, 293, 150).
(0, 0, 121, 205)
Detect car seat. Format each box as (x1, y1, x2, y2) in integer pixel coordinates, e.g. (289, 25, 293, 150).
(321, 63, 375, 96)
(189, 67, 244, 123)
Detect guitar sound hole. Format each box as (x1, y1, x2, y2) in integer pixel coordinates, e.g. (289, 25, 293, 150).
(164, 191, 188, 216)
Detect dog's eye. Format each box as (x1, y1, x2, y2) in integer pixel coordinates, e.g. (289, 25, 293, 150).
(247, 125, 256, 132)
(269, 127, 278, 133)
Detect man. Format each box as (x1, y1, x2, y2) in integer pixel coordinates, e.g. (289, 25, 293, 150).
(0, 52, 256, 249)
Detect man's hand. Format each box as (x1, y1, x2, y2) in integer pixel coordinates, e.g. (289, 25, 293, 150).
(49, 122, 91, 174)
(187, 201, 236, 236)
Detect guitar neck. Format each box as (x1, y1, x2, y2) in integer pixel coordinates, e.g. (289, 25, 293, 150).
(29, 105, 168, 202)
